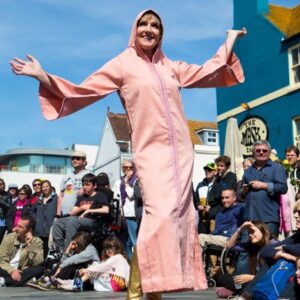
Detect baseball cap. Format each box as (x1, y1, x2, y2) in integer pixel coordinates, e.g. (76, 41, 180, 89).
(203, 163, 217, 171)
(71, 150, 86, 158)
(8, 183, 18, 190)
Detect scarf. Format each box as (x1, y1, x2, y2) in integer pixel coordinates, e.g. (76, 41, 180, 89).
(120, 174, 137, 206)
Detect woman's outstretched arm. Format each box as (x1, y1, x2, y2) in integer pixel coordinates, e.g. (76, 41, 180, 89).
(10, 55, 52, 90)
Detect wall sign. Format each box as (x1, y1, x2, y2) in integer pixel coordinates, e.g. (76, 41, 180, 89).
(239, 116, 268, 156)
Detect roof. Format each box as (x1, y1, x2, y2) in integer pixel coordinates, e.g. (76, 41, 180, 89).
(188, 120, 218, 145)
(107, 112, 218, 146)
(107, 112, 131, 142)
(266, 4, 300, 38)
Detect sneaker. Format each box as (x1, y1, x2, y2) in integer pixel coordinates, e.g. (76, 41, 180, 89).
(46, 247, 62, 263)
(27, 277, 57, 291)
(0, 277, 6, 287)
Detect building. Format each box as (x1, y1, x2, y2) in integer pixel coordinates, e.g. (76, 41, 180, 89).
(217, 0, 300, 158)
(94, 112, 220, 185)
(0, 144, 98, 191)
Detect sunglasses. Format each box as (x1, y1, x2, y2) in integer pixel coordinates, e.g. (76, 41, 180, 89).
(33, 183, 41, 187)
(255, 149, 269, 154)
(71, 156, 84, 161)
(123, 166, 133, 170)
(18, 193, 26, 196)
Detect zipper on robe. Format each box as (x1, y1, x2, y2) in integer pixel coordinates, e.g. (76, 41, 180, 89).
(148, 62, 182, 218)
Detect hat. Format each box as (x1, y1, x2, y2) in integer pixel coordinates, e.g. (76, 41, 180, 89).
(8, 183, 18, 190)
(71, 150, 86, 158)
(203, 163, 217, 171)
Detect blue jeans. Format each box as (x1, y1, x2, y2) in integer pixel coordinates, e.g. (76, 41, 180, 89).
(123, 217, 137, 261)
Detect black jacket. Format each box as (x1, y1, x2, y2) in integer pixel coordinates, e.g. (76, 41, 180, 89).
(32, 194, 57, 238)
(6, 199, 32, 232)
(0, 192, 10, 219)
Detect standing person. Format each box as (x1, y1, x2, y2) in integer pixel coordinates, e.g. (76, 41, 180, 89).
(57, 150, 89, 217)
(113, 159, 139, 261)
(242, 140, 288, 238)
(6, 187, 32, 233)
(0, 179, 10, 243)
(212, 155, 238, 232)
(194, 163, 218, 234)
(280, 145, 300, 237)
(30, 179, 43, 206)
(0, 215, 44, 287)
(33, 180, 57, 258)
(7, 184, 18, 204)
(10, 9, 246, 297)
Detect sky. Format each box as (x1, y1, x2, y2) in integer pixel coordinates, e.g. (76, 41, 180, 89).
(1, 0, 299, 154)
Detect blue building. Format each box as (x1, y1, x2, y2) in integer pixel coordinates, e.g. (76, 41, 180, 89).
(217, 0, 300, 158)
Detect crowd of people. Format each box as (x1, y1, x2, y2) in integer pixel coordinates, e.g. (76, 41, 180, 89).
(0, 150, 134, 292)
(193, 141, 300, 299)
(0, 140, 300, 299)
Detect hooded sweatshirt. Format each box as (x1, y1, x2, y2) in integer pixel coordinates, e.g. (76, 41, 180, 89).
(38, 10, 244, 293)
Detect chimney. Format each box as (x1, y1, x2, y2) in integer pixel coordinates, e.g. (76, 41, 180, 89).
(233, 0, 269, 28)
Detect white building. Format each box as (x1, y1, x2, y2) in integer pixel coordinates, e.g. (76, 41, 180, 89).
(0, 144, 98, 191)
(0, 114, 220, 191)
(94, 112, 220, 186)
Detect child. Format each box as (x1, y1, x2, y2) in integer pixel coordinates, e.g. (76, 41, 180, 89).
(59, 236, 130, 292)
(52, 173, 110, 252)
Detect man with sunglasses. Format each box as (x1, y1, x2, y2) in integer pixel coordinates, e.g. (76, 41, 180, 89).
(242, 140, 287, 237)
(57, 150, 90, 217)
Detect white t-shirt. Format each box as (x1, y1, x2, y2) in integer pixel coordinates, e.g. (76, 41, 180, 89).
(60, 169, 90, 215)
(9, 244, 24, 269)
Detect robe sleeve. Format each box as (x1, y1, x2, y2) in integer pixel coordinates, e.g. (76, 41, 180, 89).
(175, 42, 245, 88)
(38, 56, 123, 120)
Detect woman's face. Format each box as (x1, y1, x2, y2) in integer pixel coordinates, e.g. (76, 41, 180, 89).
(136, 13, 161, 57)
(42, 182, 51, 196)
(122, 162, 134, 175)
(248, 226, 263, 244)
(243, 159, 252, 171)
(294, 208, 300, 230)
(296, 259, 300, 285)
(18, 189, 27, 201)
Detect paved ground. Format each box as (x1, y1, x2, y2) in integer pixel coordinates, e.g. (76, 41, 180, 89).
(0, 287, 218, 299)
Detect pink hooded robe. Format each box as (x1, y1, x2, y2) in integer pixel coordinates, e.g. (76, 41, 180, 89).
(38, 10, 244, 293)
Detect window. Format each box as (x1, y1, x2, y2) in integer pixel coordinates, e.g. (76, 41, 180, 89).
(293, 117, 300, 149)
(289, 44, 300, 85)
(197, 129, 219, 146)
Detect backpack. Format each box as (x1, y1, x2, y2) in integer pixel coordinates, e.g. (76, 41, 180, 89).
(252, 259, 295, 300)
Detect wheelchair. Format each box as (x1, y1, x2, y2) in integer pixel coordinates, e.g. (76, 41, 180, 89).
(202, 244, 240, 288)
(87, 198, 121, 253)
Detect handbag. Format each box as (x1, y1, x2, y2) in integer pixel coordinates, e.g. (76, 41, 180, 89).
(252, 259, 296, 300)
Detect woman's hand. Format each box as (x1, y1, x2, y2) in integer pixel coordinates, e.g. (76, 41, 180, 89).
(10, 55, 43, 78)
(227, 27, 247, 39)
(234, 274, 254, 285)
(225, 27, 247, 58)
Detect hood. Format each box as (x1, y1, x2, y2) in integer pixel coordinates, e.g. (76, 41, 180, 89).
(128, 9, 164, 50)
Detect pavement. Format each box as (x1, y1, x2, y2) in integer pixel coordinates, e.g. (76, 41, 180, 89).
(0, 287, 218, 299)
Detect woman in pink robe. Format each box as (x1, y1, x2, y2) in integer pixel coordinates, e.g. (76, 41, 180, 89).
(11, 10, 246, 296)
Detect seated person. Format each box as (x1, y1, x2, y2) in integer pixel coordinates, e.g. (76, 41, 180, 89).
(52, 173, 109, 253)
(0, 214, 44, 287)
(199, 189, 244, 249)
(27, 231, 100, 291)
(215, 221, 272, 299)
(58, 236, 130, 292)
